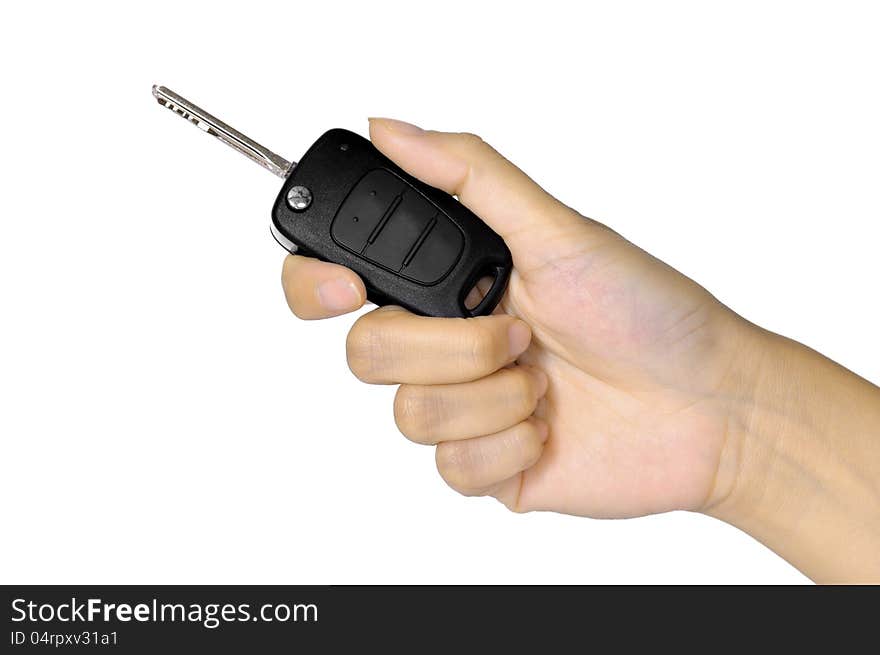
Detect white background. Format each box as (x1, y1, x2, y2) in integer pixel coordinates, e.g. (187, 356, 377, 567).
(1, 1, 878, 584)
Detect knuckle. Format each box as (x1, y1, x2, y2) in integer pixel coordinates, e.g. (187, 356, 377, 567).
(345, 317, 388, 382)
(454, 131, 485, 150)
(517, 423, 545, 467)
(393, 386, 438, 443)
(466, 323, 503, 375)
(510, 370, 537, 409)
(435, 442, 479, 492)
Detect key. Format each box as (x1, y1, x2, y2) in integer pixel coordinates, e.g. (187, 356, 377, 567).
(152, 85, 512, 318)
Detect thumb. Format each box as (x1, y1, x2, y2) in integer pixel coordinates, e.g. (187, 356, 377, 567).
(368, 118, 598, 273)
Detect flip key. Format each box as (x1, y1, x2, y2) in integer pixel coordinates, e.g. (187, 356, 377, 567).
(152, 85, 512, 318)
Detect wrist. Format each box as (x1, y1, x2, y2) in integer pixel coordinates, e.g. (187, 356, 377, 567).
(703, 322, 880, 582)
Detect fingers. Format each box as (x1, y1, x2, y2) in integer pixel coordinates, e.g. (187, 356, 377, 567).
(346, 306, 531, 385)
(394, 366, 548, 444)
(368, 118, 593, 272)
(435, 418, 549, 497)
(281, 254, 366, 319)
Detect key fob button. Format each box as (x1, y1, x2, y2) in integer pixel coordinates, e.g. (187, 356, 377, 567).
(363, 189, 435, 270)
(331, 168, 465, 285)
(400, 215, 464, 285)
(331, 169, 406, 251)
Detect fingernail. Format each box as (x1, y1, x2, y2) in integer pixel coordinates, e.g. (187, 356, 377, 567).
(508, 320, 531, 358)
(370, 117, 424, 135)
(316, 279, 361, 312)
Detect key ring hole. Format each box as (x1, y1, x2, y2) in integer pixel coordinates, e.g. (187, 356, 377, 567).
(459, 263, 509, 317)
(463, 275, 497, 311)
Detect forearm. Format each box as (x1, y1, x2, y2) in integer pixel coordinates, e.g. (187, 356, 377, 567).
(708, 326, 880, 583)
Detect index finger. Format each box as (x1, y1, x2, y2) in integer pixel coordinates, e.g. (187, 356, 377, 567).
(281, 254, 367, 319)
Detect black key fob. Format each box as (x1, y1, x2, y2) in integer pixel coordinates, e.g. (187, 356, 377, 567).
(270, 129, 512, 317)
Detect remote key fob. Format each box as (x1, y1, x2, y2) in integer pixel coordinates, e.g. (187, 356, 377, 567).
(273, 129, 512, 317)
(153, 86, 512, 318)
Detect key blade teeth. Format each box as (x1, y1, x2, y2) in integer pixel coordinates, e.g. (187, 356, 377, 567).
(151, 84, 295, 178)
(152, 87, 171, 110)
(153, 86, 202, 128)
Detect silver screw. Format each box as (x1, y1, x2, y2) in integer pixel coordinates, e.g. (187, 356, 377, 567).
(286, 185, 312, 211)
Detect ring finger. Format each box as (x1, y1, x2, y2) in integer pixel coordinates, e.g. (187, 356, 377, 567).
(435, 418, 549, 496)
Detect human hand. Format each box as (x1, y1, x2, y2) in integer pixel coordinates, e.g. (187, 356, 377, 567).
(281, 118, 757, 518)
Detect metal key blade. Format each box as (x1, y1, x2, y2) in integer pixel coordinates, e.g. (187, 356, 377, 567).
(152, 85, 294, 178)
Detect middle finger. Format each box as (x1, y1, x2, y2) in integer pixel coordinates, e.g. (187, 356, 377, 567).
(346, 305, 531, 385)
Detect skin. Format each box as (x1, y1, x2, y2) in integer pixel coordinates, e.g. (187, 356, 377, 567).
(281, 118, 880, 583)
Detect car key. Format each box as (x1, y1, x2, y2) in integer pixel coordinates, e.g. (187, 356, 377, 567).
(152, 85, 512, 318)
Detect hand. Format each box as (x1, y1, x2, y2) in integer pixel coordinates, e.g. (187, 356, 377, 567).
(281, 120, 880, 582)
(281, 118, 754, 518)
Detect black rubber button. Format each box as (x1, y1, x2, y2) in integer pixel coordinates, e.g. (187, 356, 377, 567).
(363, 190, 435, 270)
(331, 168, 465, 286)
(331, 169, 406, 251)
(400, 214, 464, 284)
